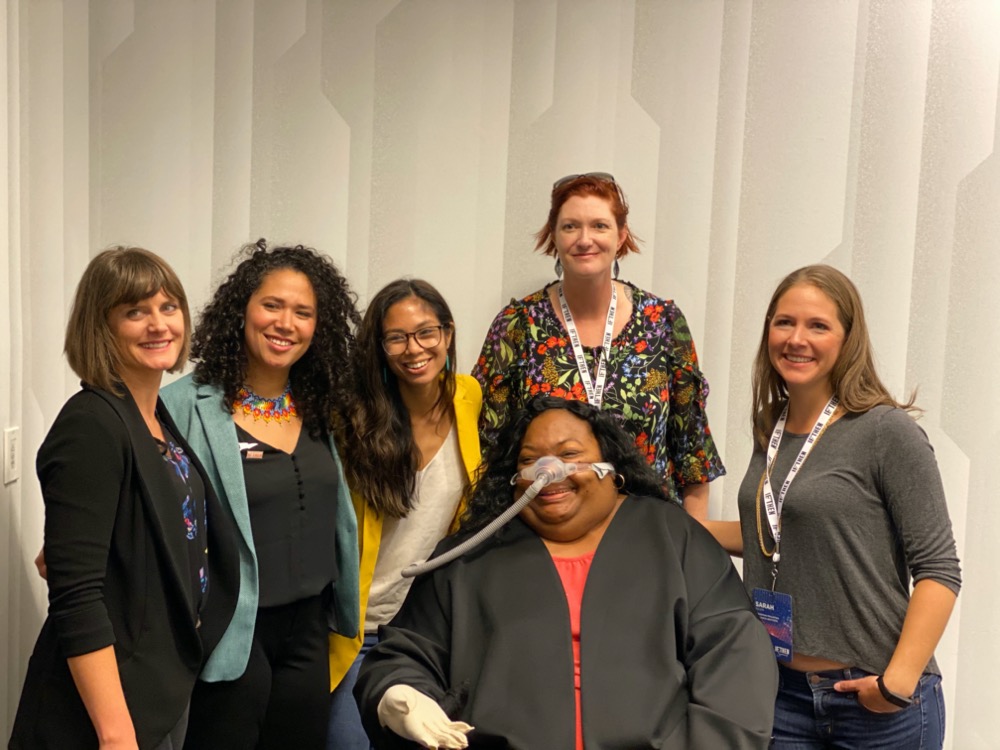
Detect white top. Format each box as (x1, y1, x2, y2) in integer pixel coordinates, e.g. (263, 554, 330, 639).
(365, 424, 465, 632)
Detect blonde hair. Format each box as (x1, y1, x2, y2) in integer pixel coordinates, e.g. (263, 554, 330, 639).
(750, 264, 916, 449)
(65, 246, 190, 394)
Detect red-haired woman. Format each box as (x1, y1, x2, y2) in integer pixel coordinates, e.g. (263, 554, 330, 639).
(473, 173, 724, 517)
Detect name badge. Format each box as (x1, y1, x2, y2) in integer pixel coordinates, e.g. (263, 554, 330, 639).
(753, 587, 793, 663)
(239, 441, 263, 460)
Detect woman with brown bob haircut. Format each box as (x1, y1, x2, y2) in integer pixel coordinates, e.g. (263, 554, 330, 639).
(473, 173, 724, 517)
(11, 247, 240, 750)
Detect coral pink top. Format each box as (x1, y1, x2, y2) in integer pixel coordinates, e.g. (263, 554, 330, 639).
(552, 551, 596, 750)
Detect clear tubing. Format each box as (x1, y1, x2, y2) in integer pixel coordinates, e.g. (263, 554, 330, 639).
(400, 456, 613, 579)
(400, 477, 546, 579)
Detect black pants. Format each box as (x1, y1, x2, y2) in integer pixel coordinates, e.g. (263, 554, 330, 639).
(184, 592, 331, 750)
(151, 703, 189, 750)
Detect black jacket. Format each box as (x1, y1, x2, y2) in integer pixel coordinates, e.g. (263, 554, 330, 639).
(10, 385, 240, 749)
(356, 495, 777, 749)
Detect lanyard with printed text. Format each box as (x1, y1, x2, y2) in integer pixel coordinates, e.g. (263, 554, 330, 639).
(762, 395, 839, 564)
(558, 281, 617, 409)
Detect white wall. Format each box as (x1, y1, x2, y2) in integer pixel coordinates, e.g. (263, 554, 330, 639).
(3, 1, 998, 746)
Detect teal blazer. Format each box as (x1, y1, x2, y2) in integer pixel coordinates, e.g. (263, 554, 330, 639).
(161, 374, 360, 682)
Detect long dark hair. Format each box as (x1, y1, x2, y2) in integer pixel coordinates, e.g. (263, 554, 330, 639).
(339, 279, 458, 518)
(190, 239, 360, 439)
(461, 397, 668, 532)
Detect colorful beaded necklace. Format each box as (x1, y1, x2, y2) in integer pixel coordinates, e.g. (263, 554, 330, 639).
(233, 384, 297, 424)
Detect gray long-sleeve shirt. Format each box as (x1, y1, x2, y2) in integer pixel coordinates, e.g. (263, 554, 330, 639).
(738, 405, 961, 675)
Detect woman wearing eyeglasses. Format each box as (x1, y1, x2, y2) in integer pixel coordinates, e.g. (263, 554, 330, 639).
(473, 173, 723, 517)
(325, 279, 481, 749)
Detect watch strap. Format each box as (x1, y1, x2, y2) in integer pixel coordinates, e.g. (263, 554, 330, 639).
(875, 674, 913, 708)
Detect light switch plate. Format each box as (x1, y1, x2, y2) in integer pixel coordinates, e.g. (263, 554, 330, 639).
(4, 427, 20, 485)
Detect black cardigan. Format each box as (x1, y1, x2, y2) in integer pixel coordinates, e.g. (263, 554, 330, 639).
(10, 385, 240, 749)
(356, 495, 778, 749)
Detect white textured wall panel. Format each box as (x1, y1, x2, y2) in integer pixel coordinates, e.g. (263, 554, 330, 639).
(4, 2, 997, 746)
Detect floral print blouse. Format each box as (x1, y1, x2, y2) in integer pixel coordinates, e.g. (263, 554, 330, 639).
(472, 283, 725, 504)
(157, 427, 209, 604)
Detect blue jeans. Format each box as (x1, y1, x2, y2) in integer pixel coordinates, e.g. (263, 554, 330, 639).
(326, 632, 378, 750)
(772, 664, 945, 749)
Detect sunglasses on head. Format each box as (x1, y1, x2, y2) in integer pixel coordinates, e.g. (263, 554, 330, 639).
(552, 172, 617, 189)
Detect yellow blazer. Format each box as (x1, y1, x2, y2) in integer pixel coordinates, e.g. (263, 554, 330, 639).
(328, 373, 482, 688)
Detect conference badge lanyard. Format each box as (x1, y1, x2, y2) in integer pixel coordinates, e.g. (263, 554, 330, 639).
(752, 394, 839, 663)
(558, 281, 617, 410)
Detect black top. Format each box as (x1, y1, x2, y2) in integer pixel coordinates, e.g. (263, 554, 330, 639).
(356, 495, 778, 749)
(157, 419, 209, 614)
(10, 386, 239, 749)
(236, 424, 339, 607)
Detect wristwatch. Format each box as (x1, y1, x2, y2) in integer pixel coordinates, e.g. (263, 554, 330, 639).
(875, 674, 913, 708)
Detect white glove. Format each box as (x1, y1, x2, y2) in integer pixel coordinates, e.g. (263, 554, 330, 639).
(376, 684, 474, 749)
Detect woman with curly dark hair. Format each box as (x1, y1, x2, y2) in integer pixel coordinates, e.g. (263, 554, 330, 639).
(326, 279, 480, 749)
(355, 397, 777, 749)
(160, 240, 362, 750)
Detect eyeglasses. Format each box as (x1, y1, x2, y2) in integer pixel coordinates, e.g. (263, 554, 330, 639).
(381, 325, 448, 355)
(553, 172, 616, 189)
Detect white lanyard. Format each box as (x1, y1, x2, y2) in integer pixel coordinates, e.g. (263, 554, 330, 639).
(762, 395, 839, 561)
(558, 281, 617, 409)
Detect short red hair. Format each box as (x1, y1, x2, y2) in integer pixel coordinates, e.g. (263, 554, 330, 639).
(534, 174, 642, 258)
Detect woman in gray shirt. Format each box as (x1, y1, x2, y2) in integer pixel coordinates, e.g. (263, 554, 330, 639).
(707, 264, 960, 749)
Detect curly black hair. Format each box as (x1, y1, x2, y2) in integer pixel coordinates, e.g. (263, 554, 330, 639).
(460, 396, 669, 532)
(191, 239, 360, 439)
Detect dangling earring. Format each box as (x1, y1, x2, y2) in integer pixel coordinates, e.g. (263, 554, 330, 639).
(554, 258, 563, 278)
(613, 259, 621, 279)
(382, 366, 388, 385)
(445, 355, 451, 372)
